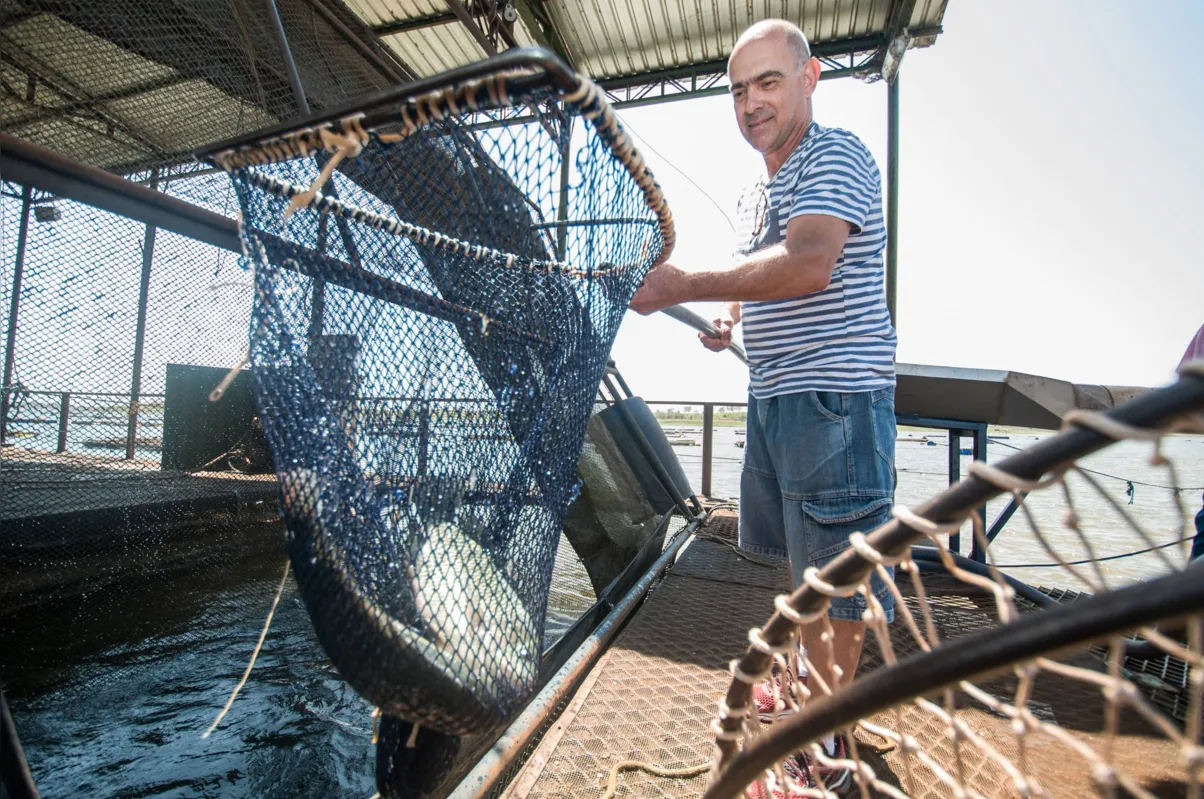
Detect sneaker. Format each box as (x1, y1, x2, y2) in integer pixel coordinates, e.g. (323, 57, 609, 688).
(745, 754, 814, 798)
(753, 662, 808, 723)
(808, 733, 853, 795)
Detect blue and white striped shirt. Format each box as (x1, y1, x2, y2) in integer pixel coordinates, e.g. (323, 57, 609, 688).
(735, 121, 897, 398)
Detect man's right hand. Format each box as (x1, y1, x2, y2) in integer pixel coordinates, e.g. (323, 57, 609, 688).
(699, 315, 735, 352)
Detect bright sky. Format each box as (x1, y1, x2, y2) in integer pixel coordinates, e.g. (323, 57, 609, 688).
(606, 0, 1204, 404)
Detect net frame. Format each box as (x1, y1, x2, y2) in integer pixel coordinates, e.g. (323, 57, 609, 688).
(704, 362, 1204, 799)
(196, 47, 675, 737)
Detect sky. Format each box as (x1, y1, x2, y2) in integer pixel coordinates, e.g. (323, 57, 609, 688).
(604, 0, 1204, 404)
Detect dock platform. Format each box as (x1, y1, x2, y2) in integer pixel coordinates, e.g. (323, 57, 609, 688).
(0, 448, 281, 601)
(504, 509, 1189, 798)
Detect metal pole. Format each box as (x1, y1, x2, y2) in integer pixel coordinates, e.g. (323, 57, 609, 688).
(969, 425, 989, 562)
(444, 0, 498, 55)
(309, 214, 329, 340)
(701, 403, 713, 497)
(264, 0, 310, 115)
(985, 492, 1027, 544)
(298, 0, 412, 83)
(57, 391, 70, 453)
(1, 184, 32, 446)
(450, 512, 704, 799)
(126, 171, 159, 460)
(554, 117, 574, 259)
(947, 428, 961, 555)
(886, 76, 899, 329)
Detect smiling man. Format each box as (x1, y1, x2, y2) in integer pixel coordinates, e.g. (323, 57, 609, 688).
(629, 19, 897, 791)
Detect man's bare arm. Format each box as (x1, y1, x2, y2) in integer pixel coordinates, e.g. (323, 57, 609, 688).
(630, 214, 851, 314)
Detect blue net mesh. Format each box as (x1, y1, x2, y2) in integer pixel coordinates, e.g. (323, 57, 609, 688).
(211, 59, 670, 734)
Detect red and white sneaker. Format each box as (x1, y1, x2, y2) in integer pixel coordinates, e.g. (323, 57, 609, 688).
(752, 654, 809, 723)
(744, 754, 814, 798)
(808, 733, 853, 796)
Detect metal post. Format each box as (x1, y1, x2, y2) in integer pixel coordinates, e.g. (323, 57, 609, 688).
(264, 0, 310, 115)
(417, 403, 429, 477)
(986, 492, 1027, 544)
(1, 184, 32, 445)
(701, 403, 713, 497)
(310, 215, 329, 340)
(555, 118, 573, 259)
(57, 391, 70, 453)
(127, 171, 158, 460)
(886, 76, 899, 329)
(947, 428, 961, 554)
(969, 425, 989, 562)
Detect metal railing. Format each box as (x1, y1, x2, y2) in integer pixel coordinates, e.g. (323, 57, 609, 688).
(642, 398, 997, 563)
(2, 387, 166, 459)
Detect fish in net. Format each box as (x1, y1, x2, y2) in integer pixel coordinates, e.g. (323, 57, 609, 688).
(199, 49, 673, 735)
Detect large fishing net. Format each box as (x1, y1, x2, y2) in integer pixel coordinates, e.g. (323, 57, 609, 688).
(202, 49, 673, 735)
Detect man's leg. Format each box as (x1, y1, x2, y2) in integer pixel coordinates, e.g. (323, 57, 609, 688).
(738, 394, 788, 561)
(772, 389, 898, 693)
(803, 618, 865, 695)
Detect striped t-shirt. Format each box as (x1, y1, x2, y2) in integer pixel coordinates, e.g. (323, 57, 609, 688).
(734, 121, 896, 398)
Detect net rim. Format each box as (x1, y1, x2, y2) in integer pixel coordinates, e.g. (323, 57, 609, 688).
(199, 47, 675, 266)
(708, 369, 1204, 780)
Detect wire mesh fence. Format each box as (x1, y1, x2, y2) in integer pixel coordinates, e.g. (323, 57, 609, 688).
(1, 0, 406, 176)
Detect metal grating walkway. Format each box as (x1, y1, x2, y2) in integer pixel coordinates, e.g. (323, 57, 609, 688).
(503, 509, 1190, 798)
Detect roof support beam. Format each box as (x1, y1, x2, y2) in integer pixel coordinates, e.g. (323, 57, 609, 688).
(444, 0, 499, 55)
(0, 72, 195, 131)
(0, 45, 168, 160)
(597, 35, 884, 109)
(299, 0, 416, 82)
(877, 0, 918, 82)
(511, 0, 574, 68)
(373, 12, 458, 36)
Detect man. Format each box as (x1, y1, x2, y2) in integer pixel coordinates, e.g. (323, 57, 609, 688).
(629, 19, 897, 791)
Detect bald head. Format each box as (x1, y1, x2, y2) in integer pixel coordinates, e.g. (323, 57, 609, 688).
(730, 19, 811, 74)
(726, 19, 820, 174)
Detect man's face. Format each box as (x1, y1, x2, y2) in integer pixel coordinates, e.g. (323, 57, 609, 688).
(729, 35, 811, 154)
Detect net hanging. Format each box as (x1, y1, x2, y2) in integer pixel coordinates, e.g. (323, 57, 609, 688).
(202, 48, 673, 735)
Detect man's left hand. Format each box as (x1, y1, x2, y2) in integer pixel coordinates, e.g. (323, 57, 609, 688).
(630, 262, 688, 315)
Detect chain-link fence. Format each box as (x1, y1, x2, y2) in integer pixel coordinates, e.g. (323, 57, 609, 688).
(0, 2, 405, 794)
(1, 0, 409, 176)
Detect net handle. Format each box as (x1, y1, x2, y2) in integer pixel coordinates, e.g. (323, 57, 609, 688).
(198, 47, 675, 265)
(704, 562, 1204, 799)
(709, 368, 1204, 774)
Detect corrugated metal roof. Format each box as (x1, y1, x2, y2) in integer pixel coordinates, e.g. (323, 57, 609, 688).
(360, 0, 949, 83)
(0, 0, 948, 176)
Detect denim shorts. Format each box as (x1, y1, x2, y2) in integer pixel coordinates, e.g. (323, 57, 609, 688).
(740, 387, 897, 623)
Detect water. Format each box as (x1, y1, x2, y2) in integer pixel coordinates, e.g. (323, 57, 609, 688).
(5, 426, 1202, 797)
(669, 424, 1204, 590)
(3, 519, 594, 799)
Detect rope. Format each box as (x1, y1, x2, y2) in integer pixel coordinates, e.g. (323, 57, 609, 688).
(991, 536, 1192, 569)
(203, 560, 291, 738)
(599, 760, 711, 798)
(990, 438, 1204, 491)
(692, 532, 781, 568)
